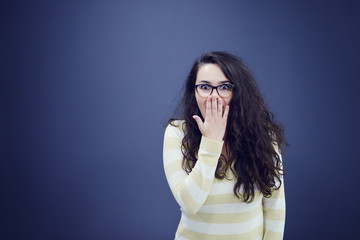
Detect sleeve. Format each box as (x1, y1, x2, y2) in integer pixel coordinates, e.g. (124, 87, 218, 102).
(262, 143, 286, 240)
(163, 123, 223, 214)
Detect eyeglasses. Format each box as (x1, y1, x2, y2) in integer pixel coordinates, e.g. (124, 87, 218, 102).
(194, 83, 235, 97)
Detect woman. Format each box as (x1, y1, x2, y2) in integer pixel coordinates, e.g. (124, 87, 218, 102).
(163, 51, 286, 240)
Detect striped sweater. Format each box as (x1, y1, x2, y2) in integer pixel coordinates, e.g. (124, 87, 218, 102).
(163, 120, 285, 240)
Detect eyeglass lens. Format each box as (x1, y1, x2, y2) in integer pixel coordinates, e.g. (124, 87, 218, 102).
(196, 84, 233, 97)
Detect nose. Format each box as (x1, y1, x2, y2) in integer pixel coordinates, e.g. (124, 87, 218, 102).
(210, 88, 220, 97)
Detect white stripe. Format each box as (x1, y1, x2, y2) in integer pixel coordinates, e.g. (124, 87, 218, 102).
(185, 177, 209, 205)
(209, 181, 261, 195)
(264, 218, 285, 232)
(209, 181, 236, 195)
(177, 192, 189, 213)
(168, 171, 187, 189)
(198, 197, 262, 214)
(209, 181, 262, 195)
(165, 124, 185, 138)
(193, 160, 216, 180)
(175, 232, 190, 240)
(167, 163, 216, 191)
(262, 198, 286, 210)
(180, 211, 263, 235)
(198, 147, 220, 157)
(163, 149, 183, 166)
(273, 176, 283, 188)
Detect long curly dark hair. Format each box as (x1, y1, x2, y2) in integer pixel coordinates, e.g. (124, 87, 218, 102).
(169, 51, 287, 202)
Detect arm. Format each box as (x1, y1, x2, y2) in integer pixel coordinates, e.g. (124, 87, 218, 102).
(262, 144, 286, 240)
(163, 96, 229, 214)
(163, 123, 223, 214)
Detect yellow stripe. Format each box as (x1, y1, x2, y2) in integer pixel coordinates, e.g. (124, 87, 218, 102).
(205, 192, 262, 205)
(189, 168, 214, 191)
(163, 136, 181, 150)
(165, 160, 183, 176)
(199, 136, 224, 154)
(184, 204, 262, 224)
(177, 223, 263, 240)
(263, 208, 285, 221)
(213, 176, 236, 183)
(268, 186, 285, 198)
(263, 229, 284, 239)
(196, 154, 220, 167)
(169, 169, 214, 194)
(179, 186, 201, 213)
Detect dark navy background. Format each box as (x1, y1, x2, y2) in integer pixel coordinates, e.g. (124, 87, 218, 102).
(2, 1, 359, 239)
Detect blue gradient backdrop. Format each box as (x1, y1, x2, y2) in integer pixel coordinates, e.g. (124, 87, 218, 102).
(2, 1, 360, 239)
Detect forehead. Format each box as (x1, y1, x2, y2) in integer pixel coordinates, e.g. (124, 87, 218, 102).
(196, 64, 229, 84)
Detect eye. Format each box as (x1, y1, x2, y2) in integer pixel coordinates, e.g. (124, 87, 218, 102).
(199, 84, 211, 90)
(219, 84, 232, 90)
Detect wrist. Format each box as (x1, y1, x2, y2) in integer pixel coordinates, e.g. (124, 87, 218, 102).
(203, 134, 223, 143)
(200, 136, 224, 153)
(203, 132, 224, 142)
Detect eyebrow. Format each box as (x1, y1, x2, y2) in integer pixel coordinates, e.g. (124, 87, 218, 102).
(198, 80, 231, 84)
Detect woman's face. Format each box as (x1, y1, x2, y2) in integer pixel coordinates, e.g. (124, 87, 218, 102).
(195, 63, 233, 118)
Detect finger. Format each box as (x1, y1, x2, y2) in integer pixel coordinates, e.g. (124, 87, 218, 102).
(212, 96, 217, 116)
(205, 96, 212, 120)
(223, 105, 230, 120)
(193, 115, 204, 132)
(217, 98, 223, 117)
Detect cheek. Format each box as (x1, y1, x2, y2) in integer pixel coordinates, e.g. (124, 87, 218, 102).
(195, 95, 206, 115)
(224, 96, 232, 106)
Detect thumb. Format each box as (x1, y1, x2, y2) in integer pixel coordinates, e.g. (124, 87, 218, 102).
(192, 115, 204, 132)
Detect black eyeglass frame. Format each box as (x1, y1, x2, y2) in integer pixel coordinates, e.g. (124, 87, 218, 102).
(194, 83, 235, 97)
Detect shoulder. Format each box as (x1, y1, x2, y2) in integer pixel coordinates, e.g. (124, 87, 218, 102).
(165, 120, 186, 139)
